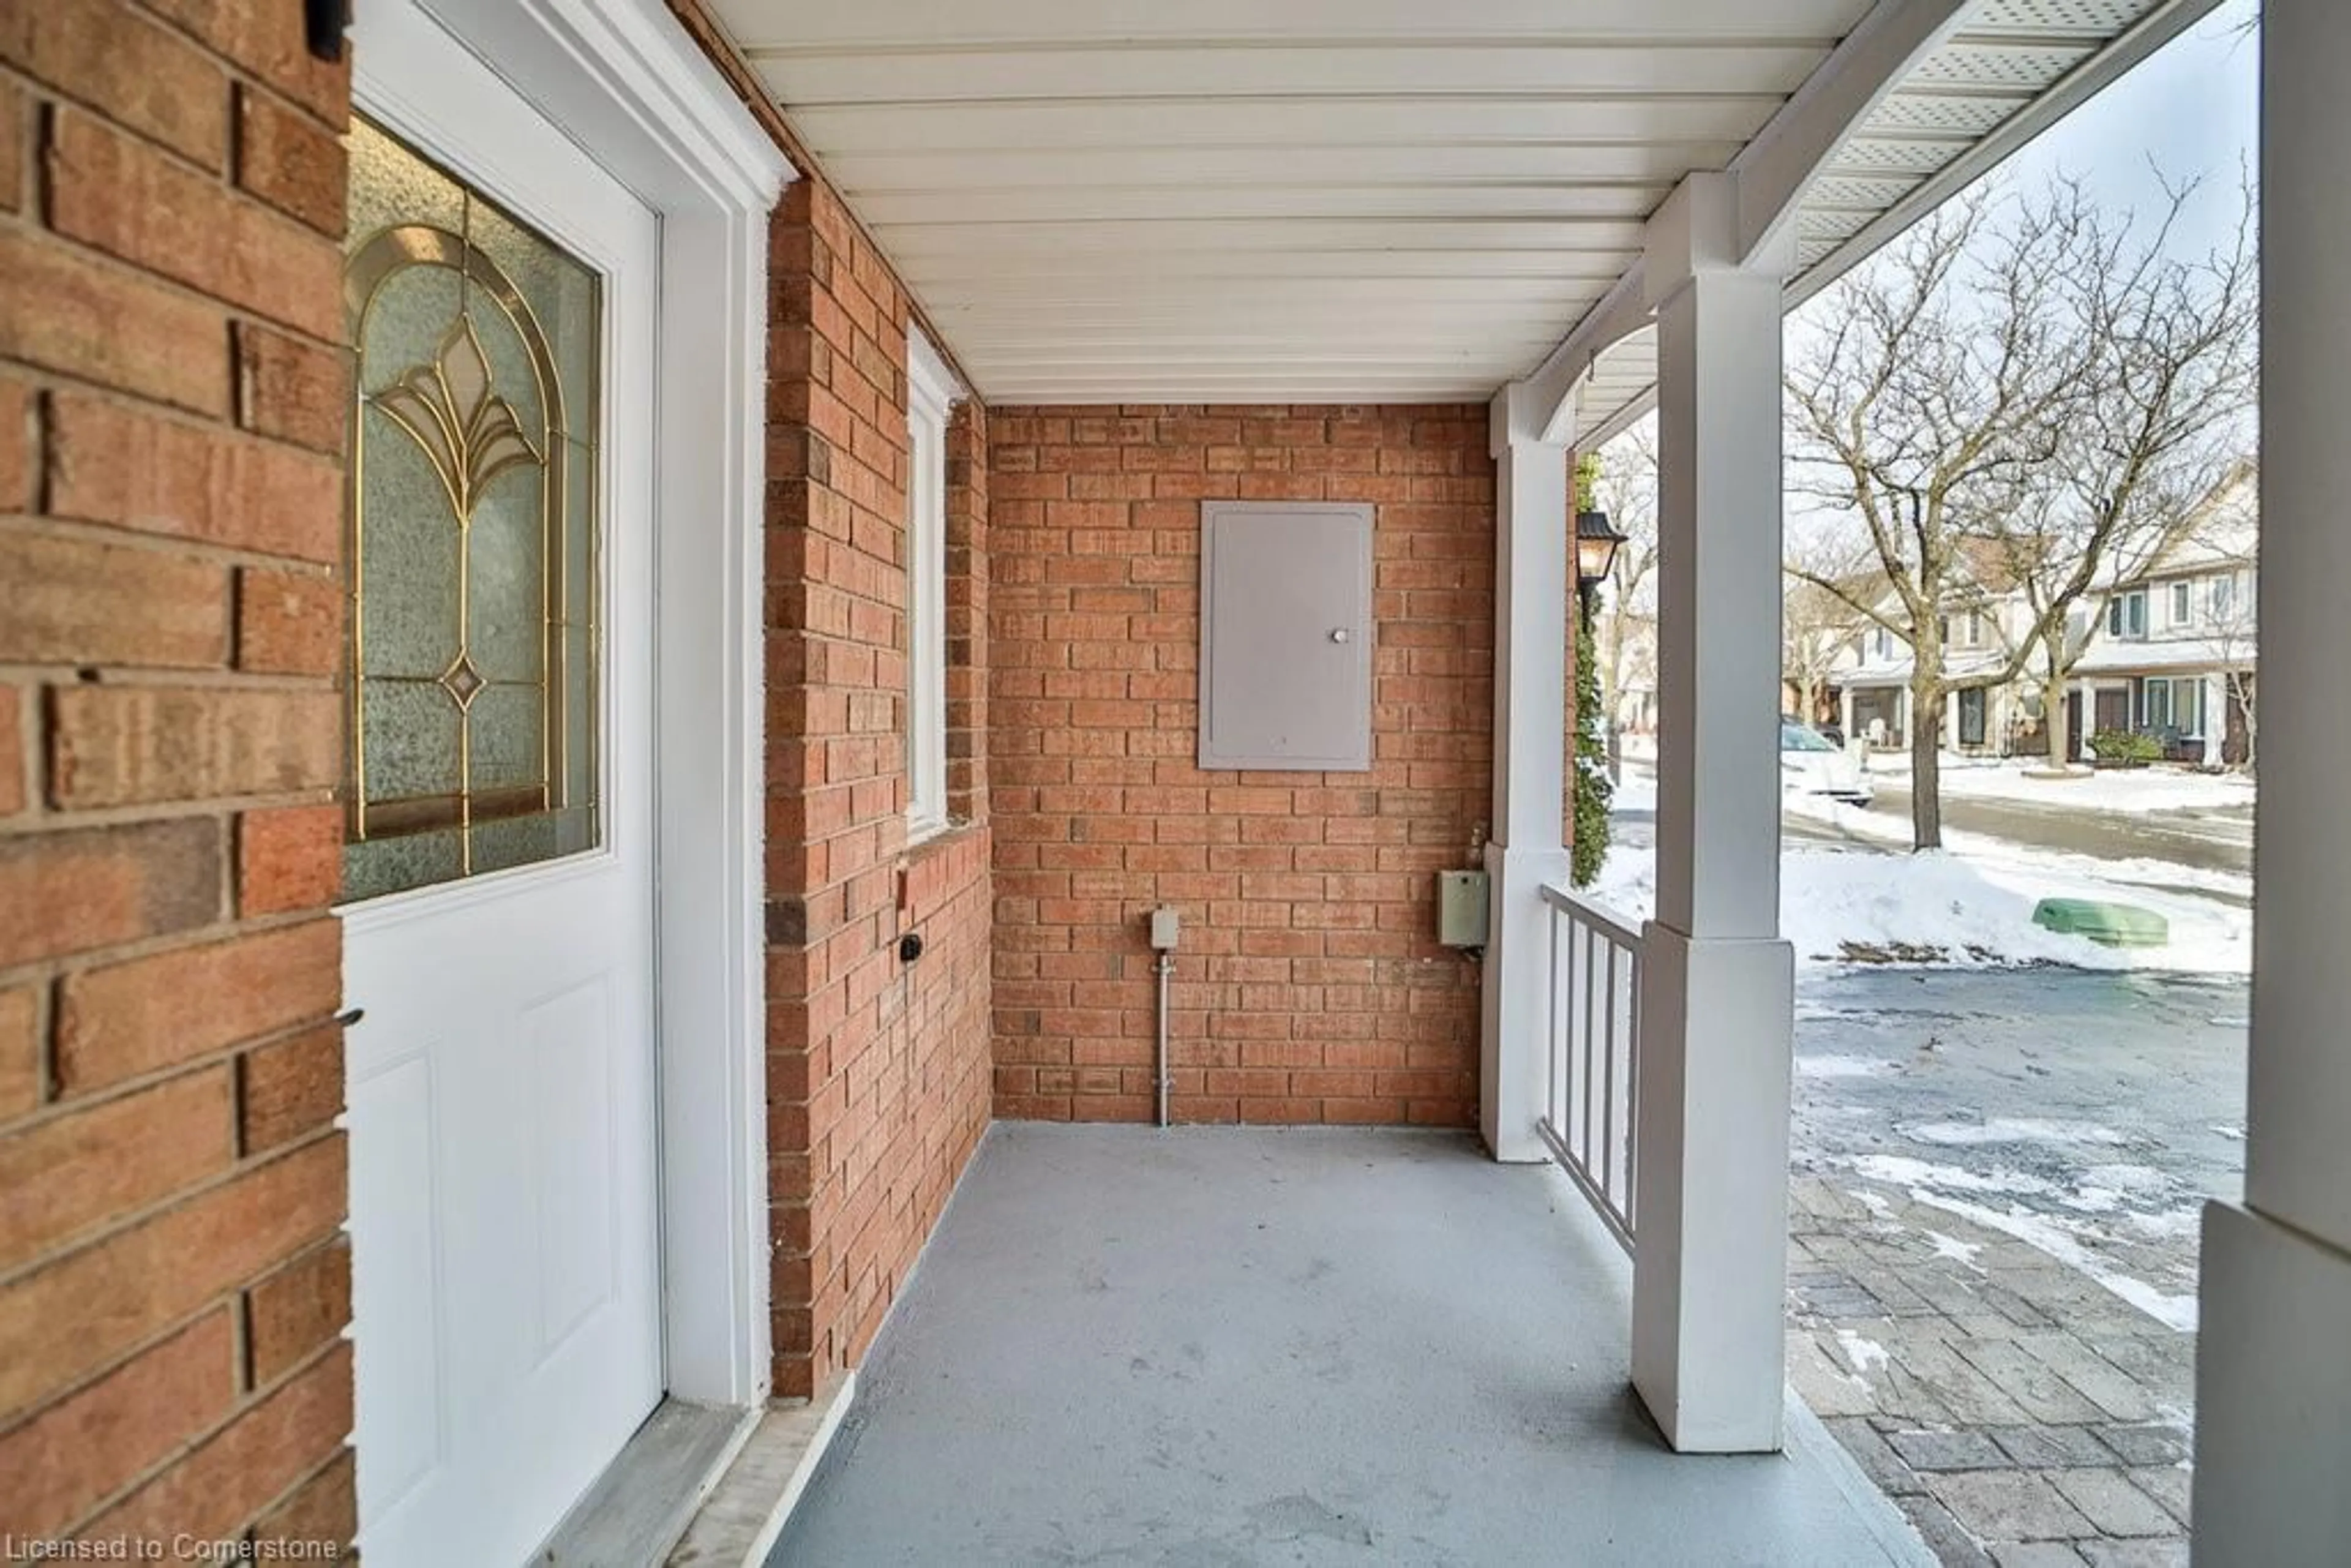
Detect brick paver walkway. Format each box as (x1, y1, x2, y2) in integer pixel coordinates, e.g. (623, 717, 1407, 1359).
(1787, 1177, 2196, 1567)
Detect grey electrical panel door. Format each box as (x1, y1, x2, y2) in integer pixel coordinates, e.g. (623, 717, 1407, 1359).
(1198, 500, 1374, 771)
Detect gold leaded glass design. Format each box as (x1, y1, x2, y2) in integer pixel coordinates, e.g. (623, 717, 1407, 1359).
(342, 118, 601, 901)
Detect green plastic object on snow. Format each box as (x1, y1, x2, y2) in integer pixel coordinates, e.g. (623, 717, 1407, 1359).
(2031, 898, 2170, 948)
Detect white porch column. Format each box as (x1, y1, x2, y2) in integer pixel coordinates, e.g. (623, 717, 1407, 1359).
(2200, 673, 2225, 767)
(2194, 4, 2351, 1557)
(1630, 173, 1797, 1454)
(1479, 384, 1572, 1163)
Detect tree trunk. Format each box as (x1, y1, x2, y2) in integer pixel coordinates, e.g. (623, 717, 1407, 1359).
(1909, 673, 1944, 850)
(2041, 670, 2071, 771)
(2036, 629, 2074, 771)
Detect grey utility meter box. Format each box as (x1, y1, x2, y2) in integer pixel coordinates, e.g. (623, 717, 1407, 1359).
(1436, 870, 1490, 948)
(1197, 501, 1374, 771)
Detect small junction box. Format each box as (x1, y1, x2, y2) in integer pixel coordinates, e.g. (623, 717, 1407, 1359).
(1436, 871, 1489, 948)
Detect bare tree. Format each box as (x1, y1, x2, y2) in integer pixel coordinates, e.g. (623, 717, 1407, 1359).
(2211, 596, 2258, 771)
(1975, 184, 2258, 771)
(1590, 422, 1659, 727)
(1787, 176, 2257, 847)
(2197, 496, 2261, 771)
(1782, 538, 1869, 727)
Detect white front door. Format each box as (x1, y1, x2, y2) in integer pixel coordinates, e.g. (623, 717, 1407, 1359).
(340, 4, 662, 1562)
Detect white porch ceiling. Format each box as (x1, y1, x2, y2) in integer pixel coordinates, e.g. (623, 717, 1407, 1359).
(705, 0, 2221, 412)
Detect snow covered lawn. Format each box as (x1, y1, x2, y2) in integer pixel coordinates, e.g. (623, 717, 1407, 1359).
(1584, 800, 2251, 974)
(1873, 752, 2255, 814)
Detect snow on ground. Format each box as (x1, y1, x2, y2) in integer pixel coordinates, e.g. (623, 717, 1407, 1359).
(1802, 792, 2254, 906)
(1924, 1231, 1984, 1267)
(1842, 1147, 2205, 1332)
(1584, 826, 2251, 974)
(1852, 1153, 2060, 1198)
(1905, 1119, 2130, 1148)
(1580, 780, 2251, 973)
(1607, 765, 1657, 814)
(1873, 752, 2255, 815)
(1794, 1054, 1892, 1079)
(1834, 1328, 1890, 1376)
(1900, 1188, 2202, 1332)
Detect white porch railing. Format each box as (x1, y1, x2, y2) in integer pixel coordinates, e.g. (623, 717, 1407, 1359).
(1537, 883, 1643, 1253)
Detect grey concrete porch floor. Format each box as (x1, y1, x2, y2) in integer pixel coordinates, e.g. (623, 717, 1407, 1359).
(772, 1123, 1929, 1566)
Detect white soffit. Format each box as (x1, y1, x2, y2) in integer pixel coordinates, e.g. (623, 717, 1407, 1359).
(1560, 0, 2226, 449)
(707, 0, 1867, 403)
(706, 0, 2218, 410)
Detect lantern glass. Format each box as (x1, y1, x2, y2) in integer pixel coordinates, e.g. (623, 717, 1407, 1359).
(1573, 509, 1624, 591)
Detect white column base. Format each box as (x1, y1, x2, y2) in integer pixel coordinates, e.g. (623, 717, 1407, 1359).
(1630, 923, 1796, 1452)
(1480, 841, 1571, 1164)
(2191, 1201, 2351, 1564)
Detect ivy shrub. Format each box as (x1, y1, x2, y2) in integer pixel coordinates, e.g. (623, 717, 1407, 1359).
(1571, 613, 1613, 886)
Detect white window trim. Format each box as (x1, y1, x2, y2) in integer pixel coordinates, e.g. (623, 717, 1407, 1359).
(2109, 588, 2149, 640)
(906, 325, 962, 842)
(2175, 675, 2207, 740)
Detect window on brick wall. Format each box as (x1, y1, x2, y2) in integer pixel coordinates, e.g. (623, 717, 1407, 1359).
(906, 328, 958, 839)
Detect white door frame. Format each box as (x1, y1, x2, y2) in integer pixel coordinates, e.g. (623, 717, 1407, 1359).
(353, 0, 792, 1408)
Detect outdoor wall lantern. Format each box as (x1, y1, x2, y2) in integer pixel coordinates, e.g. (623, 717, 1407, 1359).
(307, 0, 347, 62)
(1574, 508, 1627, 626)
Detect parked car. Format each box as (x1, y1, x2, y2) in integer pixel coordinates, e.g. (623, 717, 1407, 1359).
(1780, 718, 1873, 806)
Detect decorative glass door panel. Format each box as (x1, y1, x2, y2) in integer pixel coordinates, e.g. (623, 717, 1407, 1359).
(343, 117, 601, 901)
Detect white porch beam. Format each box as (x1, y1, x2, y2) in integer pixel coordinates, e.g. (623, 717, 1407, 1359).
(1480, 381, 1571, 1163)
(2194, 4, 2351, 1557)
(1629, 172, 1798, 1455)
(1525, 0, 1970, 442)
(1526, 264, 1652, 445)
(1726, 0, 1974, 263)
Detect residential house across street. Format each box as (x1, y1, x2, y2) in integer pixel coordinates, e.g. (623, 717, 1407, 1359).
(1831, 466, 2256, 765)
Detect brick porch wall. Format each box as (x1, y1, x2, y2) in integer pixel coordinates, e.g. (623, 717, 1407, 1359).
(988, 407, 1496, 1127)
(759, 170, 994, 1398)
(0, 2, 355, 1550)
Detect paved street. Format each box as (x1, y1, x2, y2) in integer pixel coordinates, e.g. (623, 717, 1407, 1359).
(1861, 779, 2252, 882)
(1788, 968, 2246, 1566)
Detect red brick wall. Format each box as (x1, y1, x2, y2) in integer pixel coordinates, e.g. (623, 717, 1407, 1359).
(945, 402, 989, 821)
(0, 1, 355, 1549)
(988, 407, 1494, 1127)
(762, 171, 993, 1399)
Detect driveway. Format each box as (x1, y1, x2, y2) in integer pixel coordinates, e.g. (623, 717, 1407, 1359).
(1602, 771, 2244, 1560)
(1787, 967, 2245, 1566)
(1794, 966, 2247, 1290)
